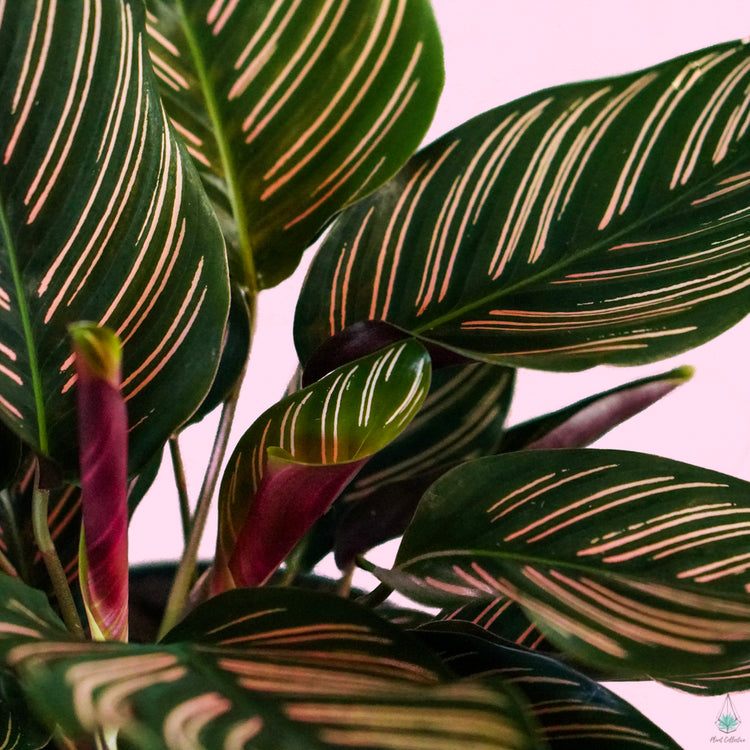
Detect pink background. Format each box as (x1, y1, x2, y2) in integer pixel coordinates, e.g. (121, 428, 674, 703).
(129, 3, 750, 747)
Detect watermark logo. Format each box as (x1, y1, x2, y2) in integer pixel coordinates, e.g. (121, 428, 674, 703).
(717, 695, 742, 735)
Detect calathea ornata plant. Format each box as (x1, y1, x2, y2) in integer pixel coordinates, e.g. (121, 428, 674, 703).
(0, 1, 749, 748)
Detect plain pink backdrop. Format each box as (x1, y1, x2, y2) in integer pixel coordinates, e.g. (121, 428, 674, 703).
(129, 4, 750, 747)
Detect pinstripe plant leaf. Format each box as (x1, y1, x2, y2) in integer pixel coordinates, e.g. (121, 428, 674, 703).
(295, 38, 750, 371)
(416, 621, 682, 749)
(0, 1, 229, 473)
(144, 0, 444, 291)
(0, 575, 541, 750)
(376, 449, 750, 680)
(209, 339, 431, 592)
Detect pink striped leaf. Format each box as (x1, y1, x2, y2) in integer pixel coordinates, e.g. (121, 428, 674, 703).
(210, 339, 431, 592)
(375, 449, 750, 681)
(0, 574, 539, 749)
(144, 0, 444, 290)
(70, 323, 128, 642)
(0, 1, 229, 473)
(295, 38, 750, 371)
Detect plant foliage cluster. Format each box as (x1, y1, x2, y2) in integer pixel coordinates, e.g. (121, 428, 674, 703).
(0, 2, 749, 748)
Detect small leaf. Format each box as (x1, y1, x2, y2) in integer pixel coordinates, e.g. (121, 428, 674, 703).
(71, 323, 128, 642)
(377, 450, 750, 679)
(296, 39, 750, 370)
(210, 340, 432, 591)
(499, 366, 693, 451)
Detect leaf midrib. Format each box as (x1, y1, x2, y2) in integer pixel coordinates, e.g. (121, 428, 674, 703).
(0, 198, 47, 453)
(175, 2, 257, 296)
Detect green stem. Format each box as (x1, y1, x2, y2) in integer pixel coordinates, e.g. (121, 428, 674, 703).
(158, 385, 242, 640)
(32, 473, 85, 640)
(169, 436, 191, 543)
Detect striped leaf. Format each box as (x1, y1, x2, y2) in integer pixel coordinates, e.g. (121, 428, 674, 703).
(295, 38, 750, 370)
(377, 450, 750, 681)
(332, 362, 514, 566)
(0, 1, 229, 472)
(144, 0, 444, 290)
(499, 366, 693, 452)
(416, 621, 682, 750)
(0, 672, 50, 750)
(210, 340, 431, 591)
(0, 575, 541, 750)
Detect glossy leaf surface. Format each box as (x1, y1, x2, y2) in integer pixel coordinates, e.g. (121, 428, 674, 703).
(145, 0, 444, 290)
(0, 1, 229, 472)
(416, 621, 682, 749)
(379, 450, 750, 679)
(499, 366, 692, 452)
(211, 340, 431, 590)
(0, 576, 540, 750)
(296, 39, 750, 370)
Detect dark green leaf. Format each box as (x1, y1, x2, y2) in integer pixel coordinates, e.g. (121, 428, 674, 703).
(416, 620, 682, 749)
(145, 0, 444, 290)
(295, 39, 750, 370)
(0, 1, 229, 473)
(0, 576, 541, 750)
(376, 449, 750, 679)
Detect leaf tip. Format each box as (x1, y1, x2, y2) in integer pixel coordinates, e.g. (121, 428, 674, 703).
(69, 322, 122, 386)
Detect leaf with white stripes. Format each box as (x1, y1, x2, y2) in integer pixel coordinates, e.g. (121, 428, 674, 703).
(0, 1, 229, 472)
(376, 449, 750, 680)
(0, 575, 541, 750)
(208, 340, 431, 592)
(416, 621, 682, 750)
(144, 0, 444, 290)
(295, 38, 750, 370)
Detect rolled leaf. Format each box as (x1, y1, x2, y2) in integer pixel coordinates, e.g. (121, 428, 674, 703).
(296, 39, 750, 370)
(211, 340, 431, 591)
(499, 366, 693, 451)
(71, 323, 128, 642)
(0, 575, 541, 750)
(0, 1, 229, 472)
(145, 0, 444, 290)
(377, 450, 750, 680)
(333, 362, 514, 566)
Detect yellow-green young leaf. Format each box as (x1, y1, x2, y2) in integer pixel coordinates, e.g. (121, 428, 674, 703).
(144, 0, 444, 290)
(0, 1, 229, 472)
(0, 576, 541, 750)
(295, 38, 750, 371)
(210, 340, 431, 591)
(379, 450, 750, 681)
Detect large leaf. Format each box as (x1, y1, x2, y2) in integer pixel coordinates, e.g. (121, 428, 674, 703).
(295, 39, 750, 370)
(144, 0, 444, 290)
(0, 575, 541, 750)
(416, 621, 682, 750)
(210, 340, 431, 591)
(0, 1, 229, 472)
(374, 450, 750, 681)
